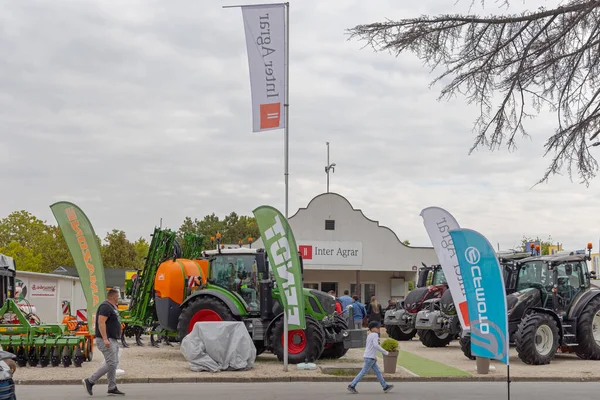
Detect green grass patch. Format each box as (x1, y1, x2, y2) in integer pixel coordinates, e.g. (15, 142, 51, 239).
(395, 350, 471, 377)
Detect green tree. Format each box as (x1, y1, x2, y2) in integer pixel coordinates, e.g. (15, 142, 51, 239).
(0, 241, 43, 272)
(402, 240, 410, 246)
(178, 212, 259, 246)
(520, 236, 555, 256)
(101, 230, 138, 269)
(133, 237, 149, 269)
(0, 210, 74, 272)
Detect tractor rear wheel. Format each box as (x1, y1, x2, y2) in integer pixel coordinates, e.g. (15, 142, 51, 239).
(515, 313, 559, 365)
(575, 295, 600, 360)
(418, 329, 453, 348)
(460, 334, 476, 360)
(177, 296, 235, 341)
(271, 315, 325, 363)
(386, 325, 417, 341)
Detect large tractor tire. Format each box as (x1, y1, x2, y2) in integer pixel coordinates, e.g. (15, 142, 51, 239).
(418, 329, 453, 348)
(177, 296, 235, 341)
(460, 334, 476, 360)
(386, 325, 417, 341)
(575, 296, 600, 360)
(271, 315, 325, 363)
(514, 313, 559, 365)
(320, 314, 349, 359)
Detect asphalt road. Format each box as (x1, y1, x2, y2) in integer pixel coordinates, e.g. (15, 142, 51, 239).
(13, 382, 600, 400)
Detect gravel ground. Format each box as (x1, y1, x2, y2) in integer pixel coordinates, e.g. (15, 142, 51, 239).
(11, 342, 408, 383)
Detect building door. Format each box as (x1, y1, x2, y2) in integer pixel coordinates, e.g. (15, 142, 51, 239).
(320, 282, 338, 296)
(350, 283, 377, 304)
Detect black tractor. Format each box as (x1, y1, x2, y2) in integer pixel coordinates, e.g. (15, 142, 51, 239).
(384, 263, 448, 341)
(417, 251, 532, 349)
(460, 245, 600, 365)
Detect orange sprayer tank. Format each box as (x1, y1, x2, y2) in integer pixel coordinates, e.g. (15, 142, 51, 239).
(154, 259, 206, 332)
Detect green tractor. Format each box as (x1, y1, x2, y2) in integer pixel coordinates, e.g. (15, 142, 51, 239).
(176, 246, 365, 363)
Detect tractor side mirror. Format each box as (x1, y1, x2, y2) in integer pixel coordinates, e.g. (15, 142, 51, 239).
(590, 271, 597, 280)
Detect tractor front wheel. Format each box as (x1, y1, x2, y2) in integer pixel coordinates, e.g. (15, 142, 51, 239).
(576, 296, 600, 360)
(460, 333, 476, 360)
(386, 325, 417, 341)
(177, 296, 235, 341)
(418, 329, 453, 348)
(515, 313, 559, 365)
(271, 315, 325, 363)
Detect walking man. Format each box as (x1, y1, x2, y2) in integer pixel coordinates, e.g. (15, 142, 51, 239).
(338, 290, 353, 311)
(347, 321, 393, 394)
(83, 289, 125, 396)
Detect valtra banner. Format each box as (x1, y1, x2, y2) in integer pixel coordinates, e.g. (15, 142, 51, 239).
(421, 207, 469, 331)
(253, 205, 305, 330)
(450, 228, 510, 365)
(241, 3, 286, 132)
(50, 202, 107, 334)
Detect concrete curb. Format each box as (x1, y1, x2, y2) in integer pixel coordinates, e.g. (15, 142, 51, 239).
(14, 376, 600, 385)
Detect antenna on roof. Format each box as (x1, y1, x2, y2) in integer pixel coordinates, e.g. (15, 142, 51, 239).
(325, 142, 336, 193)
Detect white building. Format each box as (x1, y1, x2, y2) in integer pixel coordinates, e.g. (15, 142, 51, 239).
(254, 193, 439, 303)
(15, 271, 86, 324)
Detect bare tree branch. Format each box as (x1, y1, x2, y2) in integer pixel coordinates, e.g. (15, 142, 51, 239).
(348, 0, 600, 185)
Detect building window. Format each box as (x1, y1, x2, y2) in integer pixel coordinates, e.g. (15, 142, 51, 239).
(325, 220, 335, 230)
(303, 283, 319, 290)
(350, 283, 377, 303)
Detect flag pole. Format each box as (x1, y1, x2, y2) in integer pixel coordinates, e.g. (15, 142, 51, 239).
(283, 1, 290, 373)
(507, 363, 511, 400)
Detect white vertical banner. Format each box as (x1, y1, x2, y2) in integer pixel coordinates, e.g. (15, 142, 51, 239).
(420, 207, 470, 332)
(241, 4, 286, 132)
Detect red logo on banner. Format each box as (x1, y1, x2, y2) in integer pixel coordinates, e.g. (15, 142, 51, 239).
(299, 245, 313, 260)
(260, 103, 281, 129)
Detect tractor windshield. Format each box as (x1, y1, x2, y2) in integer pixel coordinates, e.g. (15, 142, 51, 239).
(516, 261, 550, 291)
(210, 254, 259, 312)
(432, 269, 446, 285)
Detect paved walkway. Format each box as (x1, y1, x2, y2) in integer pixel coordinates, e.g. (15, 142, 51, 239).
(14, 381, 600, 399)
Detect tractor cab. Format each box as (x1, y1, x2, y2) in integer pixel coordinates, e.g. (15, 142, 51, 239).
(202, 247, 262, 313)
(417, 263, 446, 288)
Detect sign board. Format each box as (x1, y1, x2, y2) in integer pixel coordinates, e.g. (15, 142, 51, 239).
(297, 241, 362, 266)
(30, 281, 57, 297)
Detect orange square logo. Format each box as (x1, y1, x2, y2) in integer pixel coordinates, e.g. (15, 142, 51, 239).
(260, 103, 281, 129)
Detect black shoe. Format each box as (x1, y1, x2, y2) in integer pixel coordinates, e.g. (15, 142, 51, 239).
(347, 386, 358, 394)
(383, 384, 394, 393)
(108, 387, 125, 396)
(82, 378, 93, 396)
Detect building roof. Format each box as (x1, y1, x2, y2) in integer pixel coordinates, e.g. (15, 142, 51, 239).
(52, 266, 131, 288)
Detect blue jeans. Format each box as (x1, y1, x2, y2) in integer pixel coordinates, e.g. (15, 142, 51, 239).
(349, 358, 387, 388)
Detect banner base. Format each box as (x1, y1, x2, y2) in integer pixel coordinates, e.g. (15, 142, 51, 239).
(476, 357, 490, 374)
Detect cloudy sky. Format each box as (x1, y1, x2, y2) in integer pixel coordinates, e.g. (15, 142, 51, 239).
(1, 0, 598, 252)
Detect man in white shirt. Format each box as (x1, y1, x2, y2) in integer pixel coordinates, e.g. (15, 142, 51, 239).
(347, 321, 394, 394)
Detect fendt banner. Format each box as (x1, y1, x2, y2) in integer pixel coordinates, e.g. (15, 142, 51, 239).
(253, 205, 305, 330)
(450, 228, 509, 365)
(421, 207, 469, 332)
(50, 202, 107, 334)
(241, 3, 286, 132)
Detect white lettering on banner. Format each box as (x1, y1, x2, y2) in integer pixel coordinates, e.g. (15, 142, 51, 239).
(298, 241, 363, 266)
(467, 255, 490, 335)
(421, 207, 470, 331)
(241, 4, 286, 132)
(265, 215, 300, 326)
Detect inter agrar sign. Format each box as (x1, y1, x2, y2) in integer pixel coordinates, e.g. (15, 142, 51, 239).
(298, 241, 363, 266)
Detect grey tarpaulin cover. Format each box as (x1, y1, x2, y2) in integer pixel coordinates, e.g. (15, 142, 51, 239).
(180, 321, 256, 372)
